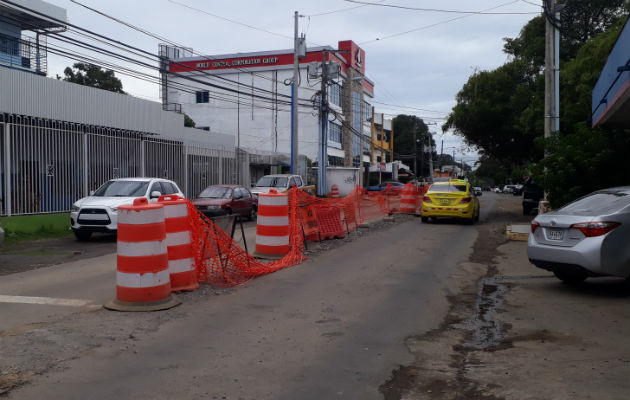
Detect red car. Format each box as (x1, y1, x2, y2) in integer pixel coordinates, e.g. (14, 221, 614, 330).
(191, 185, 257, 220)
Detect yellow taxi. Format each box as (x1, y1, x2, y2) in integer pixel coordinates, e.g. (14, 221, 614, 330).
(421, 179, 480, 224)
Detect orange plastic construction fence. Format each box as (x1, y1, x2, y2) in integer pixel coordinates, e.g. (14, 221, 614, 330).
(183, 184, 420, 287)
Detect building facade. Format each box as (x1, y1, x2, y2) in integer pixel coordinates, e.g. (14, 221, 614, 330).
(0, 0, 237, 216)
(161, 40, 377, 184)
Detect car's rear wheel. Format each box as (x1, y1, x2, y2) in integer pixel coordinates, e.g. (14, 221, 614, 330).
(247, 207, 256, 221)
(523, 205, 532, 215)
(421, 217, 429, 223)
(74, 230, 92, 241)
(553, 269, 588, 284)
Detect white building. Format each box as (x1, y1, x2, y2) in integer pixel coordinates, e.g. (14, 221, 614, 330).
(0, 0, 236, 216)
(160, 40, 377, 183)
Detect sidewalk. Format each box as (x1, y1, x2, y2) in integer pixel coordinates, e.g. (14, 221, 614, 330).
(468, 238, 630, 399)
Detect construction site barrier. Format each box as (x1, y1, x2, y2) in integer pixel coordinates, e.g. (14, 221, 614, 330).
(158, 194, 199, 292)
(400, 183, 419, 214)
(178, 184, 416, 288)
(254, 190, 290, 259)
(316, 205, 345, 239)
(105, 198, 180, 312)
(328, 184, 340, 198)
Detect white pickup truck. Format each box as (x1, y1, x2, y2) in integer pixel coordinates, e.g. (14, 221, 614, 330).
(251, 174, 314, 196)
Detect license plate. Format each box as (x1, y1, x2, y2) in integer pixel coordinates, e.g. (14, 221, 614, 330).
(440, 199, 450, 205)
(547, 229, 564, 241)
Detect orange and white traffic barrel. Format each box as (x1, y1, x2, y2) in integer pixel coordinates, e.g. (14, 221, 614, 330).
(158, 195, 199, 292)
(104, 198, 180, 312)
(400, 183, 419, 214)
(328, 184, 340, 198)
(254, 189, 289, 259)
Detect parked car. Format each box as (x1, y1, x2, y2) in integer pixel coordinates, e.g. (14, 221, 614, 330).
(421, 179, 480, 224)
(70, 177, 184, 241)
(473, 186, 483, 196)
(527, 186, 630, 284)
(512, 184, 524, 196)
(522, 180, 544, 215)
(192, 184, 256, 220)
(251, 174, 314, 197)
(365, 181, 405, 191)
(492, 187, 502, 193)
(502, 185, 516, 194)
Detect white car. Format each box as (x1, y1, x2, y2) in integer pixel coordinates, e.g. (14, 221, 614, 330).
(70, 177, 184, 241)
(251, 174, 312, 197)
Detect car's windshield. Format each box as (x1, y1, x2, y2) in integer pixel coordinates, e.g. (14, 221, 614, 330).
(198, 186, 232, 199)
(558, 190, 629, 216)
(429, 184, 468, 193)
(256, 177, 288, 188)
(93, 181, 149, 197)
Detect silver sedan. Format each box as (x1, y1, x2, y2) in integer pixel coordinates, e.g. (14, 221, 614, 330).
(527, 186, 630, 284)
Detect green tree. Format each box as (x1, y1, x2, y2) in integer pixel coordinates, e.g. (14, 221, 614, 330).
(184, 113, 196, 128)
(62, 63, 125, 94)
(392, 115, 434, 176)
(444, 2, 627, 203)
(533, 18, 630, 207)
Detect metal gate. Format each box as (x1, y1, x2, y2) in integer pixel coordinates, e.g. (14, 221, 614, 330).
(0, 120, 240, 216)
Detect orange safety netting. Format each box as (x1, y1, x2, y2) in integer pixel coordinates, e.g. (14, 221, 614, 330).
(185, 183, 425, 287)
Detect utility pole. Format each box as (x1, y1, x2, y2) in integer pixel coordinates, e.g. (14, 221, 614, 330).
(291, 11, 300, 175)
(427, 132, 434, 182)
(544, 0, 561, 202)
(317, 50, 329, 197)
(440, 139, 444, 173)
(370, 106, 375, 165)
(413, 118, 417, 179)
(544, 0, 559, 143)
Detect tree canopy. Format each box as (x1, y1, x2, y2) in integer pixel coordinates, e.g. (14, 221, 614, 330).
(392, 115, 435, 177)
(61, 63, 125, 94)
(444, 1, 629, 205)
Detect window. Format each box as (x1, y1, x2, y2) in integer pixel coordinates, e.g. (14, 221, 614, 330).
(294, 177, 303, 187)
(329, 122, 342, 145)
(328, 156, 344, 166)
(363, 101, 372, 121)
(160, 181, 177, 195)
(352, 91, 362, 167)
(289, 177, 297, 188)
(329, 83, 342, 107)
(150, 182, 163, 197)
(196, 91, 209, 103)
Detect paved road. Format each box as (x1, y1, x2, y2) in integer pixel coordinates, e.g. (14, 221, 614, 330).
(1, 197, 492, 399)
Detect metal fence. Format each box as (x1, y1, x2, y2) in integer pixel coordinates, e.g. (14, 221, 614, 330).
(1, 119, 241, 216)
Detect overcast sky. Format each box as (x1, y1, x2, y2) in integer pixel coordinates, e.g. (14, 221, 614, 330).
(40, 0, 542, 166)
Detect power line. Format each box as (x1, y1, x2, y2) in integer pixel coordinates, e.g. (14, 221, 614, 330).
(0, 0, 316, 108)
(370, 100, 448, 114)
(359, 0, 532, 45)
(343, 0, 540, 15)
(167, 0, 292, 40)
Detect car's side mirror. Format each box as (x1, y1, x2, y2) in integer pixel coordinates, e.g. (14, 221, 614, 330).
(89, 190, 95, 196)
(150, 190, 161, 199)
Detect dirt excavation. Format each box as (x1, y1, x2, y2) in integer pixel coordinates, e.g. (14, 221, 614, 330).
(380, 195, 630, 400)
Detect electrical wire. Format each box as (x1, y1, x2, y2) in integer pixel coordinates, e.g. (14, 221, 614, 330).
(343, 0, 540, 15)
(359, 0, 529, 45)
(1, 0, 317, 107)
